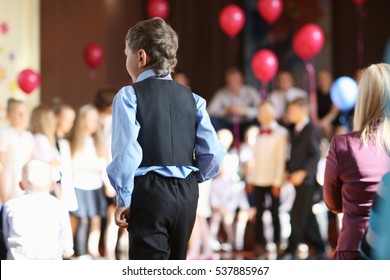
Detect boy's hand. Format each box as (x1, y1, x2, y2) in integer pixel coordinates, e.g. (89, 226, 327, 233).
(246, 183, 254, 193)
(288, 170, 307, 187)
(114, 206, 130, 228)
(271, 187, 280, 198)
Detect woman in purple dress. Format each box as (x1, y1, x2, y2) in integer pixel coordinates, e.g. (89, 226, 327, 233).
(323, 63, 390, 260)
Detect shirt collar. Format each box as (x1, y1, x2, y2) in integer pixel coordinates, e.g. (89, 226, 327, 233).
(262, 120, 278, 129)
(136, 69, 172, 82)
(295, 117, 310, 133)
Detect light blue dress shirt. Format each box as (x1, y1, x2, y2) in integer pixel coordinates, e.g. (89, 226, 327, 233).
(107, 69, 225, 207)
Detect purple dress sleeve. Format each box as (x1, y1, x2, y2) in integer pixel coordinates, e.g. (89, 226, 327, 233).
(323, 137, 343, 214)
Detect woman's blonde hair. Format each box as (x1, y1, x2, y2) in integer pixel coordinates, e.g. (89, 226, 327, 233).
(69, 104, 105, 159)
(30, 105, 56, 146)
(353, 63, 390, 152)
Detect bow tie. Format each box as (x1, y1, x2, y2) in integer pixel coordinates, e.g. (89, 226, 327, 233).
(259, 128, 272, 135)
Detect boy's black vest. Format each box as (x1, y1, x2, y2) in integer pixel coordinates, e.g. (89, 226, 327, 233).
(132, 78, 197, 167)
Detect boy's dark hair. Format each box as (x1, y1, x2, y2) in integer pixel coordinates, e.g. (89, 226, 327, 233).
(126, 17, 178, 74)
(93, 88, 117, 112)
(225, 67, 242, 77)
(7, 98, 23, 113)
(288, 97, 310, 109)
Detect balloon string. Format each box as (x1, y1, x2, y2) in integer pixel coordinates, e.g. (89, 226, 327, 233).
(356, 3, 364, 68)
(305, 60, 318, 125)
(260, 82, 268, 100)
(232, 114, 240, 155)
(89, 69, 96, 80)
(230, 37, 239, 66)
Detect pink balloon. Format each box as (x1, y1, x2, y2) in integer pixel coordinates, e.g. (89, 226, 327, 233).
(219, 4, 246, 38)
(17, 69, 40, 94)
(257, 0, 283, 24)
(83, 44, 104, 70)
(292, 24, 325, 60)
(251, 49, 279, 83)
(147, 0, 170, 19)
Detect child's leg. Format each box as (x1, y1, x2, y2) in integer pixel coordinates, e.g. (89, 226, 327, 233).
(235, 210, 249, 251)
(187, 216, 201, 258)
(88, 216, 101, 258)
(75, 216, 90, 256)
(104, 204, 119, 259)
(222, 209, 235, 246)
(199, 216, 213, 256)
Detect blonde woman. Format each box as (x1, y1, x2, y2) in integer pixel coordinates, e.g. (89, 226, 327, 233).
(323, 63, 390, 260)
(69, 104, 107, 259)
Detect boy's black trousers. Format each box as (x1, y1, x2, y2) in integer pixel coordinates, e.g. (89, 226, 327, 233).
(128, 172, 199, 260)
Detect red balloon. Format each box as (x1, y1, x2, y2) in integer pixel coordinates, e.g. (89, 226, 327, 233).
(83, 44, 104, 70)
(257, 0, 283, 24)
(17, 69, 40, 94)
(219, 5, 245, 38)
(292, 24, 325, 60)
(352, 0, 365, 4)
(147, 0, 170, 19)
(251, 49, 278, 83)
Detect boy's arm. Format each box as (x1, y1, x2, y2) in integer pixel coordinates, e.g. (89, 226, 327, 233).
(273, 132, 288, 188)
(193, 94, 225, 182)
(301, 126, 322, 176)
(106, 87, 142, 208)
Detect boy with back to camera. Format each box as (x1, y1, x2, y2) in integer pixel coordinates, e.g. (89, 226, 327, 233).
(2, 159, 74, 259)
(107, 17, 225, 260)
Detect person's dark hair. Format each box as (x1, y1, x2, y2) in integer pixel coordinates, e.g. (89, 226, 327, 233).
(93, 88, 117, 112)
(7, 98, 23, 113)
(126, 17, 178, 74)
(225, 67, 242, 77)
(288, 97, 310, 109)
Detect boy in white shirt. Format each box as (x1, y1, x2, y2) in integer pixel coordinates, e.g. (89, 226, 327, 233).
(2, 159, 74, 259)
(246, 101, 288, 259)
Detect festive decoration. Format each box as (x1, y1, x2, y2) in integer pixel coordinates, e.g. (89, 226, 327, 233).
(257, 0, 283, 24)
(0, 22, 9, 35)
(251, 49, 278, 84)
(146, 0, 170, 19)
(330, 76, 358, 112)
(0, 68, 5, 82)
(83, 44, 104, 70)
(292, 23, 324, 60)
(8, 80, 18, 93)
(219, 4, 245, 38)
(17, 69, 40, 94)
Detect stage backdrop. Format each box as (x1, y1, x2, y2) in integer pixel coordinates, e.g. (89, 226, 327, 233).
(0, 0, 40, 126)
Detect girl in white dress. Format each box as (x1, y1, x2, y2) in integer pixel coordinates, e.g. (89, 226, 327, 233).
(0, 99, 34, 203)
(54, 104, 78, 212)
(30, 105, 62, 193)
(69, 104, 107, 258)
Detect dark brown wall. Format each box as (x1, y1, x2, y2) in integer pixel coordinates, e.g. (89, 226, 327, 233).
(40, 0, 143, 108)
(333, 0, 390, 77)
(41, 0, 390, 108)
(40, 0, 242, 108)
